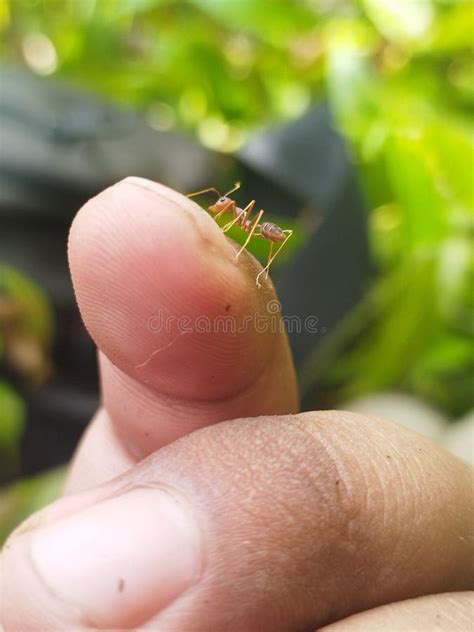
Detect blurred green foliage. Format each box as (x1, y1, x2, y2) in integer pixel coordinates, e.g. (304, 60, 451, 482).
(0, 264, 54, 480)
(0, 380, 25, 476)
(0, 0, 472, 423)
(0, 264, 54, 356)
(0, 466, 65, 543)
(0, 265, 55, 540)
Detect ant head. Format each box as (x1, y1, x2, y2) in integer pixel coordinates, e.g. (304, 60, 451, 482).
(187, 182, 240, 213)
(209, 196, 235, 214)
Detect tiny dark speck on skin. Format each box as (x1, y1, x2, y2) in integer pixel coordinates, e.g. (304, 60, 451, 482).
(118, 578, 125, 592)
(335, 480, 340, 486)
(225, 304, 231, 311)
(386, 454, 391, 459)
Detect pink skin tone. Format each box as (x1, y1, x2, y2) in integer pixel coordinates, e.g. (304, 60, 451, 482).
(1, 179, 472, 632)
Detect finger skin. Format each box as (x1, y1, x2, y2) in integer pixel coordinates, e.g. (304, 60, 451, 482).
(319, 592, 474, 631)
(2, 411, 473, 631)
(65, 409, 135, 491)
(66, 178, 298, 490)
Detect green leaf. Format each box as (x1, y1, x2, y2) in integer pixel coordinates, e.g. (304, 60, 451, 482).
(188, 0, 316, 47)
(385, 130, 448, 249)
(313, 256, 439, 398)
(423, 116, 474, 216)
(423, 3, 474, 53)
(0, 264, 54, 346)
(0, 381, 25, 452)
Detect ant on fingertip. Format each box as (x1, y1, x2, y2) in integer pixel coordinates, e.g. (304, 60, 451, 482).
(187, 183, 292, 287)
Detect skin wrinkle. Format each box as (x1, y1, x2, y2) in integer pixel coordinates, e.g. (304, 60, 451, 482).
(118, 310, 286, 424)
(418, 454, 466, 589)
(300, 439, 358, 531)
(100, 282, 265, 403)
(290, 416, 391, 624)
(197, 415, 383, 627)
(134, 330, 189, 369)
(3, 411, 474, 631)
(299, 412, 473, 607)
(105, 325, 282, 414)
(372, 434, 412, 588)
(363, 463, 401, 598)
(444, 594, 474, 628)
(138, 261, 272, 397)
(392, 446, 469, 594)
(295, 418, 372, 581)
(394, 461, 426, 585)
(226, 422, 340, 623)
(361, 429, 429, 598)
(295, 414, 368, 524)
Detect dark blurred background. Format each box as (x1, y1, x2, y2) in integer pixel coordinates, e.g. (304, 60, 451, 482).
(1, 0, 473, 540)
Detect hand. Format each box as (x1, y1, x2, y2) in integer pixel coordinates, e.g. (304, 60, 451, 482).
(1, 179, 472, 631)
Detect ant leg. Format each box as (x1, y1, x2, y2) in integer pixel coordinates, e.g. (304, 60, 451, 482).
(187, 186, 221, 199)
(256, 230, 293, 287)
(223, 199, 255, 232)
(213, 200, 235, 222)
(214, 209, 227, 221)
(222, 211, 244, 232)
(265, 241, 274, 280)
(235, 209, 264, 259)
(222, 200, 255, 232)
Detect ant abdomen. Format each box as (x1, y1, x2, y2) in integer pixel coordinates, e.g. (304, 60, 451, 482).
(261, 222, 286, 242)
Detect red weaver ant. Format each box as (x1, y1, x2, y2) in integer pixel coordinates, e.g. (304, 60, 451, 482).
(187, 183, 292, 287)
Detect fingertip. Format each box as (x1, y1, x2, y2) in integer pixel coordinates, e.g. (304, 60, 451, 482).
(68, 178, 278, 400)
(68, 177, 237, 283)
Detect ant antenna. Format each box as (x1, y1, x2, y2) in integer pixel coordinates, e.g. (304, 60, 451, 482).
(223, 182, 241, 197)
(187, 181, 241, 200)
(187, 186, 221, 199)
